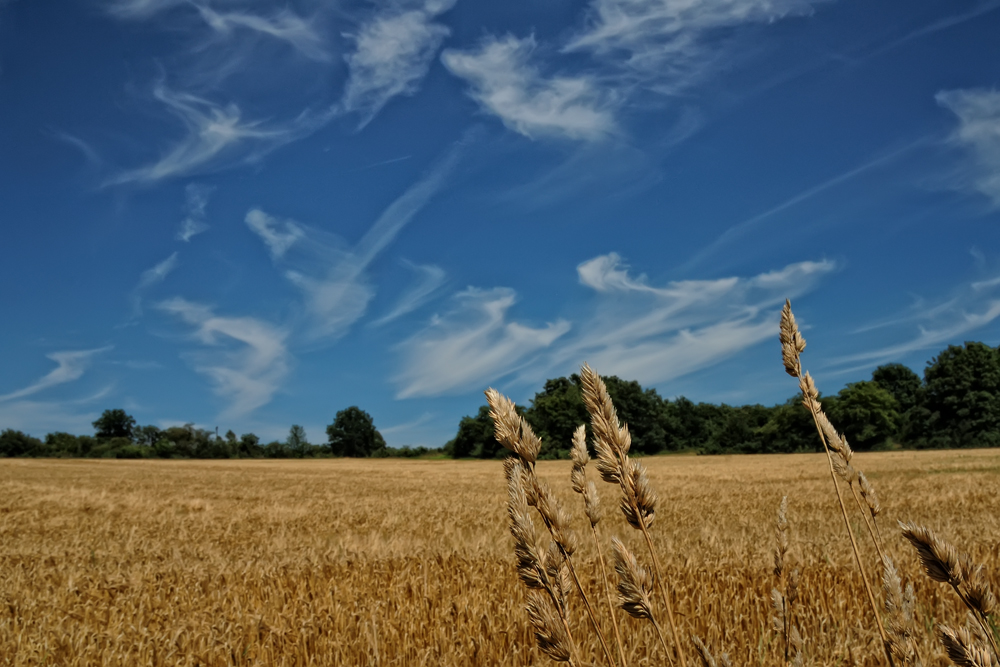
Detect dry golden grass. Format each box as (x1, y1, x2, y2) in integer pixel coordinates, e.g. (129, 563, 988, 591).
(1, 450, 998, 666)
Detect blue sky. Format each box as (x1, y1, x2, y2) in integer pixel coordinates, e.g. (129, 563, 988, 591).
(2, 0, 1000, 447)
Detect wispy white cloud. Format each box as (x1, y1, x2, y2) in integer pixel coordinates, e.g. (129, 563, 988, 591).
(106, 85, 326, 186)
(0, 347, 113, 402)
(246, 143, 461, 340)
(157, 298, 291, 419)
(395, 287, 572, 398)
(564, 0, 817, 87)
(937, 88, 1000, 206)
(245, 209, 306, 260)
(0, 397, 106, 437)
(341, 0, 456, 128)
(105, 0, 185, 19)
(834, 275, 1000, 368)
(372, 261, 446, 326)
(442, 35, 617, 141)
(395, 254, 835, 398)
(542, 254, 836, 385)
(177, 183, 213, 242)
(107, 0, 330, 62)
(679, 140, 923, 272)
(131, 252, 179, 317)
(137, 252, 179, 291)
(192, 4, 331, 62)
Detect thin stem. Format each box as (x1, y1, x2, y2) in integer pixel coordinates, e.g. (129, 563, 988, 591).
(848, 483, 887, 566)
(561, 550, 618, 667)
(648, 614, 674, 665)
(636, 514, 686, 667)
(541, 566, 582, 667)
(807, 402, 895, 667)
(592, 524, 628, 667)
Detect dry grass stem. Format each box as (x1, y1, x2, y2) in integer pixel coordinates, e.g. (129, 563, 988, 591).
(580, 364, 687, 667)
(571, 424, 628, 667)
(882, 557, 921, 666)
(772, 496, 803, 666)
(691, 635, 732, 667)
(781, 300, 896, 667)
(939, 625, 999, 667)
(900, 522, 999, 657)
(489, 388, 617, 667)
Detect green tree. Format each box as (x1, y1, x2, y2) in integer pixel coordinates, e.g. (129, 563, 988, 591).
(45, 432, 81, 457)
(827, 381, 900, 451)
(134, 425, 162, 447)
(92, 409, 137, 440)
(326, 407, 386, 457)
(755, 395, 824, 454)
(239, 433, 261, 458)
(445, 405, 505, 459)
(0, 429, 46, 457)
(525, 377, 588, 459)
(524, 374, 669, 458)
(871, 363, 922, 414)
(913, 342, 1000, 448)
(287, 424, 310, 458)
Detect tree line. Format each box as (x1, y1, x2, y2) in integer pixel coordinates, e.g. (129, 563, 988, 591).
(444, 341, 1000, 458)
(3, 341, 998, 459)
(0, 406, 434, 459)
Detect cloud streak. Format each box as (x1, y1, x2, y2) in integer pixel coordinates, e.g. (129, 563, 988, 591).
(371, 261, 446, 326)
(564, 0, 818, 87)
(157, 298, 291, 419)
(106, 85, 327, 186)
(131, 252, 179, 317)
(543, 254, 836, 386)
(394, 287, 572, 398)
(834, 274, 1000, 369)
(192, 4, 331, 62)
(442, 35, 618, 141)
(937, 87, 1000, 206)
(0, 347, 113, 402)
(341, 0, 456, 128)
(178, 183, 213, 242)
(246, 142, 462, 340)
(395, 254, 835, 398)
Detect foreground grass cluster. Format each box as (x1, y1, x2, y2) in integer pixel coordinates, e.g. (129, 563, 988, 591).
(1, 450, 997, 666)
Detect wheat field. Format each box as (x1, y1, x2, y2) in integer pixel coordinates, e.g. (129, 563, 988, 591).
(1, 450, 997, 666)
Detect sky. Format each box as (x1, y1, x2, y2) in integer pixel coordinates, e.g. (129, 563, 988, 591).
(2, 0, 1000, 447)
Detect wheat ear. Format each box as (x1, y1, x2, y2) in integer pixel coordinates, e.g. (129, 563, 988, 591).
(691, 635, 733, 667)
(505, 456, 581, 665)
(899, 522, 999, 658)
(572, 424, 628, 667)
(489, 388, 617, 667)
(580, 363, 687, 667)
(772, 496, 803, 667)
(938, 624, 999, 667)
(780, 300, 895, 667)
(881, 556, 921, 666)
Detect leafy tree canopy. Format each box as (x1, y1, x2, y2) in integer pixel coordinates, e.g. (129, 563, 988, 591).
(871, 363, 922, 414)
(92, 409, 136, 440)
(828, 381, 900, 451)
(327, 407, 386, 457)
(916, 342, 1000, 447)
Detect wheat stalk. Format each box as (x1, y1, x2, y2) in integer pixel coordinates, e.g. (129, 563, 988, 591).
(780, 300, 896, 667)
(571, 424, 628, 667)
(900, 522, 999, 658)
(489, 388, 617, 667)
(579, 363, 687, 667)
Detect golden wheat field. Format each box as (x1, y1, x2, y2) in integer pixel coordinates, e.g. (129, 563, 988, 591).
(1, 450, 997, 667)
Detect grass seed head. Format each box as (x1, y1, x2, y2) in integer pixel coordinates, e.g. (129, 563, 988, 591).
(611, 537, 654, 620)
(780, 300, 807, 378)
(526, 591, 572, 662)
